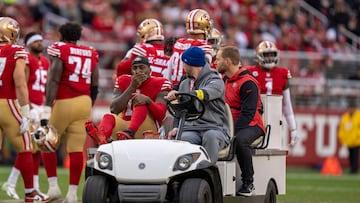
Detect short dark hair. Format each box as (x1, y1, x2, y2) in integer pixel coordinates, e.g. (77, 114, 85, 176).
(132, 56, 150, 66)
(59, 22, 82, 42)
(220, 46, 240, 65)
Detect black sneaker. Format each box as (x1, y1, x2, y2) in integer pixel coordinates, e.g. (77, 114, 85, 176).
(237, 183, 255, 197)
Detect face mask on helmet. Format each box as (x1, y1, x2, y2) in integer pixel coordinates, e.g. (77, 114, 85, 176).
(137, 18, 164, 43)
(255, 41, 279, 69)
(208, 28, 223, 56)
(0, 17, 20, 44)
(186, 9, 213, 40)
(32, 125, 60, 152)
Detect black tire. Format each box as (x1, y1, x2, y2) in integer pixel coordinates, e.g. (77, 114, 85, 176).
(84, 165, 93, 180)
(179, 178, 213, 203)
(82, 175, 109, 203)
(264, 180, 277, 203)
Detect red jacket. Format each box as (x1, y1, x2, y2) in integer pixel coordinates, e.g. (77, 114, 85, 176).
(225, 67, 265, 134)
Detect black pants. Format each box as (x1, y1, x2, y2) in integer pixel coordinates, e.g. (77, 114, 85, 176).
(235, 125, 264, 184)
(348, 146, 359, 174)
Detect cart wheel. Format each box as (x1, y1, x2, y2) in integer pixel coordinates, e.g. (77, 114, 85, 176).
(82, 175, 109, 203)
(264, 180, 277, 203)
(179, 178, 213, 203)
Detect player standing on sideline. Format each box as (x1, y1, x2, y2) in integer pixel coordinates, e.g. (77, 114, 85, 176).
(246, 41, 299, 146)
(45, 22, 99, 203)
(0, 17, 50, 203)
(116, 18, 169, 77)
(85, 56, 172, 144)
(1, 32, 56, 200)
(167, 8, 213, 86)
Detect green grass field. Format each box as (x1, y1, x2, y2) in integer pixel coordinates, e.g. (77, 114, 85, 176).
(0, 166, 359, 203)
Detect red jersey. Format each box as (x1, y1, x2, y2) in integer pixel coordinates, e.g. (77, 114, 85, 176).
(246, 65, 291, 95)
(47, 42, 99, 99)
(114, 75, 172, 120)
(117, 43, 168, 77)
(0, 44, 28, 99)
(27, 54, 50, 105)
(167, 38, 212, 85)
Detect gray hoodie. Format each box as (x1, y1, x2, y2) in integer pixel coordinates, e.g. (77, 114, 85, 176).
(176, 63, 230, 139)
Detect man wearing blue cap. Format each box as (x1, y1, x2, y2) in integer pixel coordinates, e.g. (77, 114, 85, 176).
(165, 46, 230, 165)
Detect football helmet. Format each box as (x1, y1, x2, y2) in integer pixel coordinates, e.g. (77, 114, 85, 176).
(255, 41, 279, 69)
(208, 28, 223, 56)
(186, 9, 212, 39)
(137, 18, 164, 43)
(0, 17, 20, 44)
(32, 125, 60, 152)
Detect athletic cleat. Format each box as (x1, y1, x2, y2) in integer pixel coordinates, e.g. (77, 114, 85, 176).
(46, 185, 62, 200)
(85, 120, 108, 145)
(25, 190, 50, 203)
(62, 193, 78, 203)
(237, 183, 255, 197)
(1, 182, 19, 200)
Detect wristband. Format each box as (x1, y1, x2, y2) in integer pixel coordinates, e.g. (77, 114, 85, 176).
(20, 104, 30, 118)
(194, 89, 204, 100)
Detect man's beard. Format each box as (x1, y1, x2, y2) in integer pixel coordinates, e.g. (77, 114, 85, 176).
(32, 48, 43, 54)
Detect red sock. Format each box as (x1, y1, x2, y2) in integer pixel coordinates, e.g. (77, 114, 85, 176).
(99, 114, 116, 138)
(42, 152, 57, 178)
(32, 152, 40, 175)
(17, 152, 34, 189)
(69, 152, 83, 185)
(128, 105, 148, 133)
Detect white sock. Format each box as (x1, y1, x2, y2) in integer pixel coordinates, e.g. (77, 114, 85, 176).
(7, 167, 20, 186)
(33, 175, 39, 191)
(67, 185, 78, 197)
(48, 177, 58, 188)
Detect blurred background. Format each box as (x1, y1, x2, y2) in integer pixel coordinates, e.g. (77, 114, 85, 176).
(1, 0, 360, 171)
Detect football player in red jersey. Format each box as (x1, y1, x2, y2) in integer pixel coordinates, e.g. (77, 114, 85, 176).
(44, 22, 99, 203)
(246, 41, 299, 146)
(116, 18, 169, 78)
(85, 56, 172, 144)
(2, 32, 56, 200)
(166, 8, 213, 86)
(0, 17, 50, 203)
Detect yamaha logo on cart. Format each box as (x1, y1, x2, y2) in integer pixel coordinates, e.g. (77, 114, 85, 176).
(138, 162, 146, 169)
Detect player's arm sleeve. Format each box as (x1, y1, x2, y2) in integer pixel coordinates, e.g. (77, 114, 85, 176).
(282, 88, 296, 131)
(117, 54, 136, 76)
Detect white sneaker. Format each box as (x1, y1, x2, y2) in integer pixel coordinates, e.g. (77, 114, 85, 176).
(35, 189, 50, 200)
(47, 185, 62, 200)
(62, 193, 78, 203)
(1, 182, 19, 200)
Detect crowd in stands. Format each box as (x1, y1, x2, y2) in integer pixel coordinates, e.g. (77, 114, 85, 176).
(1, 0, 360, 105)
(1, 0, 359, 55)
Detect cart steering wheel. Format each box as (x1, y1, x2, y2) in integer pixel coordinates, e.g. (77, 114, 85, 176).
(167, 92, 205, 121)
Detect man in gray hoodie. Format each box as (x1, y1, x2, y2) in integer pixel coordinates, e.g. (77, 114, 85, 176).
(165, 46, 230, 164)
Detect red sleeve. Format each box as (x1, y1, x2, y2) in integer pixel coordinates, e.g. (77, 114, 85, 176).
(117, 55, 136, 76)
(148, 102, 167, 124)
